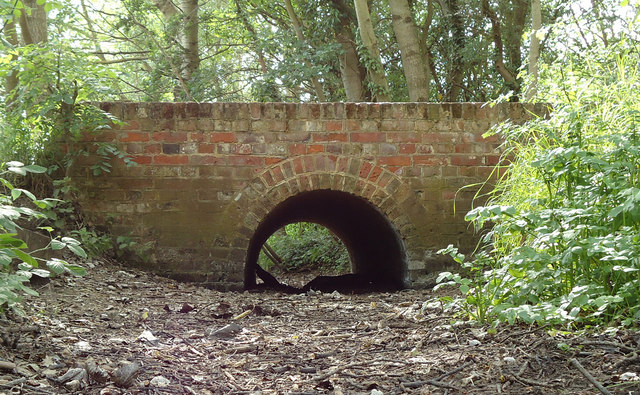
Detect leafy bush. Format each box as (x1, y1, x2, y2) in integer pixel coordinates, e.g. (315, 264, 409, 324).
(1, 161, 87, 314)
(437, 47, 640, 327)
(259, 223, 350, 274)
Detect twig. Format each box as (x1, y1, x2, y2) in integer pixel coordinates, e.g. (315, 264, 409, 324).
(569, 358, 612, 395)
(313, 360, 367, 382)
(580, 340, 634, 353)
(0, 377, 25, 388)
(507, 373, 555, 388)
(402, 379, 459, 390)
(400, 361, 473, 390)
(0, 360, 16, 371)
(433, 360, 473, 381)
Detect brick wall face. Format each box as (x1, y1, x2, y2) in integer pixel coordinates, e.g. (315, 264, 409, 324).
(71, 102, 546, 290)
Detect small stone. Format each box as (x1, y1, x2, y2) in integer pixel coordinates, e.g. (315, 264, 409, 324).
(503, 356, 516, 364)
(468, 339, 481, 346)
(65, 379, 83, 391)
(206, 323, 242, 338)
(620, 372, 639, 381)
(370, 389, 383, 395)
(150, 375, 170, 387)
(75, 341, 92, 352)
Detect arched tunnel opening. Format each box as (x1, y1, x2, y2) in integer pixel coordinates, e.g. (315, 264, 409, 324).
(245, 190, 408, 291)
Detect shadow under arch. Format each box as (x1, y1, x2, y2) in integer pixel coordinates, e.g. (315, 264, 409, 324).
(244, 189, 408, 291)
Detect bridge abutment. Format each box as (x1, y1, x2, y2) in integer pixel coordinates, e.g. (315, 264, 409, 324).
(70, 102, 547, 290)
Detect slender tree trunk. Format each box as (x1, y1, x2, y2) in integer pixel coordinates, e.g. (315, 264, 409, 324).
(283, 0, 326, 101)
(353, 0, 390, 101)
(181, 0, 200, 83)
(481, 0, 518, 94)
(4, 17, 19, 108)
(526, 0, 541, 100)
(389, 0, 430, 101)
(19, 0, 48, 45)
(331, 0, 366, 101)
(445, 0, 464, 101)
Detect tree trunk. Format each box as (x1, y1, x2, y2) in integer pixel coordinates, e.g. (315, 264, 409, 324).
(332, 0, 366, 101)
(481, 0, 518, 95)
(4, 17, 19, 108)
(19, 0, 48, 45)
(526, 0, 541, 100)
(389, 0, 430, 101)
(353, 0, 390, 101)
(283, 0, 326, 101)
(445, 0, 464, 101)
(181, 0, 200, 84)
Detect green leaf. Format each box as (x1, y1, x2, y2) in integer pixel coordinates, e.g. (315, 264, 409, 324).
(31, 269, 51, 278)
(13, 249, 38, 267)
(46, 258, 66, 274)
(65, 265, 87, 276)
(6, 161, 24, 167)
(66, 243, 87, 258)
(8, 167, 26, 176)
(23, 165, 46, 173)
(11, 189, 22, 200)
(459, 284, 470, 294)
(50, 239, 65, 250)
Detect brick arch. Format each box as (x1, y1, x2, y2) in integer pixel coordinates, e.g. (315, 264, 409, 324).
(231, 154, 428, 289)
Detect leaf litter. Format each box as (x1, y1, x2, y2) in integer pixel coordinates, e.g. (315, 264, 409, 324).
(0, 260, 638, 394)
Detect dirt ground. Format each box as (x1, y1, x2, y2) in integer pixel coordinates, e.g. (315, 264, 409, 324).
(1, 259, 639, 394)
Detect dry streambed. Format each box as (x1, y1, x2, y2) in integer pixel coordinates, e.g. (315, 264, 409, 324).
(1, 260, 639, 394)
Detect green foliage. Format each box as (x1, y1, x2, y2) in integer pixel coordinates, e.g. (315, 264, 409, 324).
(259, 223, 350, 274)
(438, 44, 640, 327)
(0, 162, 86, 314)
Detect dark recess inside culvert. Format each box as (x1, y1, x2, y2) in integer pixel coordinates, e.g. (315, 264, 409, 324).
(244, 190, 408, 290)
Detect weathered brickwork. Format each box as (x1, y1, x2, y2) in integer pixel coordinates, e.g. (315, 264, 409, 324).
(71, 102, 547, 290)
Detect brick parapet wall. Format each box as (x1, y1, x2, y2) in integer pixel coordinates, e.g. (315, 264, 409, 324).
(72, 102, 546, 289)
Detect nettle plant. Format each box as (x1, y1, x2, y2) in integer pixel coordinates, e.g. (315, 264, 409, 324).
(437, 52, 640, 327)
(1, 162, 86, 314)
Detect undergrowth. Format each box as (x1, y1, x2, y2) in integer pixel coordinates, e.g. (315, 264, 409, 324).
(259, 222, 350, 274)
(437, 46, 640, 327)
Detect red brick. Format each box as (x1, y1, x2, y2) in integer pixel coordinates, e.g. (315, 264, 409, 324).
(228, 156, 264, 166)
(121, 132, 149, 142)
(144, 144, 162, 154)
(351, 132, 384, 143)
(337, 157, 349, 173)
(451, 155, 482, 166)
(124, 120, 140, 130)
(154, 155, 189, 165)
(131, 155, 152, 165)
(197, 144, 215, 153)
(210, 132, 236, 143)
(377, 156, 411, 167)
(266, 157, 284, 165)
(368, 166, 383, 182)
(326, 121, 343, 132)
(289, 144, 306, 155)
(293, 157, 304, 174)
(303, 156, 314, 172)
(359, 162, 373, 178)
(272, 166, 284, 183)
(414, 156, 446, 166)
(152, 131, 188, 143)
(235, 144, 252, 155)
(190, 132, 207, 142)
(486, 155, 502, 166)
(399, 144, 416, 154)
(313, 133, 348, 142)
(307, 145, 324, 154)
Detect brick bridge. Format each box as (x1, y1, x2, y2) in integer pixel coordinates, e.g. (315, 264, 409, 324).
(71, 102, 544, 291)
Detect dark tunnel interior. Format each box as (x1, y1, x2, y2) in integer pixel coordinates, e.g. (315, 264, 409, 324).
(244, 190, 408, 290)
